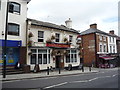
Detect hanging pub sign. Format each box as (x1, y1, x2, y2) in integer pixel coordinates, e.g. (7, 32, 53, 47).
(46, 43, 70, 48)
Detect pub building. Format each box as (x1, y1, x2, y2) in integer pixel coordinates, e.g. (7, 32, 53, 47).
(26, 18, 80, 71)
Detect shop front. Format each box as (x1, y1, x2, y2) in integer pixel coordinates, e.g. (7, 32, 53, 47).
(98, 54, 117, 68)
(0, 40, 22, 66)
(30, 42, 79, 70)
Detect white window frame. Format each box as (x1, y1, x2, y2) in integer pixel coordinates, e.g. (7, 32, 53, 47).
(30, 49, 50, 65)
(99, 35, 102, 41)
(38, 31, 44, 42)
(99, 44, 102, 52)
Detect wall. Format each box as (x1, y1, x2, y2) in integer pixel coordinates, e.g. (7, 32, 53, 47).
(82, 33, 96, 66)
(0, 0, 28, 46)
(27, 25, 80, 70)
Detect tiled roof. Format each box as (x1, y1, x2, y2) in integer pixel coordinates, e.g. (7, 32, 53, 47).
(80, 28, 118, 37)
(27, 18, 79, 34)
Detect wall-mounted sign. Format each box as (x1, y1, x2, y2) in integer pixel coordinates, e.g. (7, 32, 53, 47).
(46, 43, 70, 48)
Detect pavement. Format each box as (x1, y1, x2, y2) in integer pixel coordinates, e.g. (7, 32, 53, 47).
(1, 67, 100, 81)
(2, 67, 119, 82)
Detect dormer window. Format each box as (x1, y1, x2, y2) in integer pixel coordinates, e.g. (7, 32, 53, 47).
(9, 2, 20, 14)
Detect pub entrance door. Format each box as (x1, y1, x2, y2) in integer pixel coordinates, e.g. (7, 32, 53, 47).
(56, 56, 61, 68)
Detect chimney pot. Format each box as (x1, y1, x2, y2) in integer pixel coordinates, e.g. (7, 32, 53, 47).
(90, 23, 97, 29)
(109, 30, 114, 34)
(65, 18, 72, 28)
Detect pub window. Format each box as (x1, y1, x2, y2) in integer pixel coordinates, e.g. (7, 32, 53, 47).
(9, 2, 20, 14)
(55, 33, 60, 42)
(69, 35, 73, 42)
(31, 54, 36, 64)
(8, 23, 20, 36)
(38, 31, 44, 42)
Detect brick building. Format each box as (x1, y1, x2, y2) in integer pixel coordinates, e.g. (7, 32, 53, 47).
(80, 24, 118, 68)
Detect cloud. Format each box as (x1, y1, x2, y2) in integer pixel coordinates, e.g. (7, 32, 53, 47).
(27, 0, 119, 35)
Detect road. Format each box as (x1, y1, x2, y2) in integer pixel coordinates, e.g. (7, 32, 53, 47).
(2, 68, 119, 90)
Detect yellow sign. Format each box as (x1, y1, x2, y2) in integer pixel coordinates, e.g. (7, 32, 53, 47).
(0, 60, 3, 63)
(8, 60, 14, 63)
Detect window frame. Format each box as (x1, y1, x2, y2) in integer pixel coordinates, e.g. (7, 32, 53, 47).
(9, 2, 21, 14)
(8, 23, 20, 36)
(38, 31, 44, 42)
(69, 35, 73, 43)
(30, 49, 50, 65)
(55, 33, 60, 42)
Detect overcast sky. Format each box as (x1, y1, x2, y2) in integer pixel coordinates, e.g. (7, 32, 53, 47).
(27, 0, 119, 35)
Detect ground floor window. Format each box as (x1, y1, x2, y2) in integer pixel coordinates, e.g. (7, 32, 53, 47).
(30, 49, 50, 64)
(66, 49, 77, 63)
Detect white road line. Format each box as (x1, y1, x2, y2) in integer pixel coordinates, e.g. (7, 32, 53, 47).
(70, 80, 88, 83)
(88, 77, 98, 81)
(43, 82, 68, 89)
(112, 74, 118, 77)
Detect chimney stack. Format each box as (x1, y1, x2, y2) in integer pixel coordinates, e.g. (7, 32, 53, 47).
(109, 30, 114, 34)
(90, 23, 97, 29)
(65, 18, 72, 28)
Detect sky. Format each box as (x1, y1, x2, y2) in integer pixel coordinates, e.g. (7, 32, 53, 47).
(27, 0, 119, 35)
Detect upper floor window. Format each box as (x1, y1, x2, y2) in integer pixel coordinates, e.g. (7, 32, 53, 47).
(55, 33, 60, 42)
(113, 46, 115, 53)
(99, 35, 102, 41)
(103, 44, 107, 52)
(9, 2, 20, 14)
(109, 36, 112, 42)
(69, 35, 73, 42)
(110, 46, 112, 53)
(99, 44, 102, 52)
(38, 31, 44, 42)
(113, 37, 114, 43)
(103, 36, 106, 41)
(8, 23, 20, 36)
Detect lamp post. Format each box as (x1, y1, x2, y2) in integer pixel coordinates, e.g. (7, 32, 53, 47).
(3, 0, 9, 78)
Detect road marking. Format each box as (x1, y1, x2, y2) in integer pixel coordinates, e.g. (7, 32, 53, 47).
(89, 77, 98, 81)
(43, 82, 68, 89)
(70, 80, 88, 83)
(112, 74, 118, 77)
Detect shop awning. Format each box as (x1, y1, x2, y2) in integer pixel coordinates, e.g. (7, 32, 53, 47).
(99, 56, 114, 60)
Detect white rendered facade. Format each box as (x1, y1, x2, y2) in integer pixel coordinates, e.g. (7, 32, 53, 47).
(27, 19, 80, 70)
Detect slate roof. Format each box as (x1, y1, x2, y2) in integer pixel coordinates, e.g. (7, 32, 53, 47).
(80, 28, 118, 37)
(27, 18, 79, 34)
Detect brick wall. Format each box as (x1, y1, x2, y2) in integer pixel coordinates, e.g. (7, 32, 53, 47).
(82, 33, 96, 66)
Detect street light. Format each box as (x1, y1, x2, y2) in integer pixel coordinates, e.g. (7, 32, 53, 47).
(3, 0, 9, 78)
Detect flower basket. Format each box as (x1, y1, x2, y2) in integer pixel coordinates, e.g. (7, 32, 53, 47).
(28, 32, 34, 38)
(51, 35, 55, 40)
(63, 37, 68, 42)
(46, 39, 52, 43)
(28, 52, 32, 55)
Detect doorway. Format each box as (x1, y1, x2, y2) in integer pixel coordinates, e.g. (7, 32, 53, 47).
(56, 56, 61, 68)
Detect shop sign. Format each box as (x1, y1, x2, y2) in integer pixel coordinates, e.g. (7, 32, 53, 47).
(8, 60, 14, 63)
(46, 43, 70, 48)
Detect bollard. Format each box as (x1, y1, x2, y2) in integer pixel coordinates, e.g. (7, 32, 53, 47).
(89, 66, 91, 72)
(59, 68, 61, 74)
(47, 67, 49, 75)
(82, 66, 84, 72)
